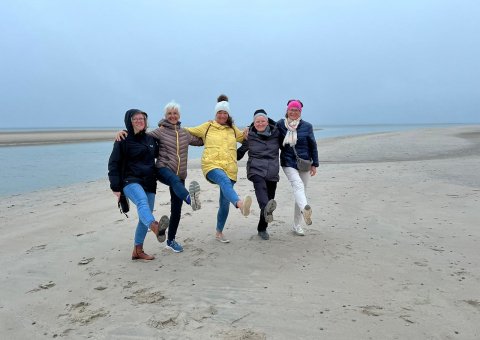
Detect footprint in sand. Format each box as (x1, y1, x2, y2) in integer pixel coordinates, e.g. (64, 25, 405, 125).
(122, 280, 137, 289)
(217, 328, 267, 340)
(62, 301, 108, 325)
(27, 281, 56, 293)
(359, 305, 384, 316)
(463, 299, 480, 310)
(124, 288, 165, 304)
(148, 305, 218, 331)
(191, 248, 219, 267)
(26, 244, 47, 254)
(148, 315, 179, 330)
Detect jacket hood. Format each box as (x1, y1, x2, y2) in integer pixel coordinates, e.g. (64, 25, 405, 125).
(124, 109, 148, 134)
(158, 118, 181, 129)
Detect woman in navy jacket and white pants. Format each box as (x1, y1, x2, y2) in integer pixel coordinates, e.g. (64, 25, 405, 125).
(277, 99, 319, 236)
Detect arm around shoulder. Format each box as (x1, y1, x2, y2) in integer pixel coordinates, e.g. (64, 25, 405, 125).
(237, 140, 249, 160)
(148, 127, 163, 140)
(233, 125, 244, 142)
(185, 122, 210, 138)
(188, 132, 204, 146)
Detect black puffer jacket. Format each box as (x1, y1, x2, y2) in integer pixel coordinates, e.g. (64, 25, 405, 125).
(108, 109, 159, 193)
(237, 118, 281, 182)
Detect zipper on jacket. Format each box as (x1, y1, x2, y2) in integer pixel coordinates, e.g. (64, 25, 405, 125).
(175, 125, 181, 175)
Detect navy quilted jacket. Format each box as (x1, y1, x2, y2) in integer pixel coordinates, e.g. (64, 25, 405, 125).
(277, 118, 319, 169)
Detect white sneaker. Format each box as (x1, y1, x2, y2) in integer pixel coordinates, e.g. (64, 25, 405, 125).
(239, 196, 252, 216)
(292, 225, 305, 236)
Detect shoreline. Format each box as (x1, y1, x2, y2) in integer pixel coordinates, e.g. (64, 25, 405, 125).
(1, 126, 479, 199)
(0, 129, 120, 147)
(1, 124, 477, 147)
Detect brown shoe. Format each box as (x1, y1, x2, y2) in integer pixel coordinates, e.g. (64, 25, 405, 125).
(150, 221, 159, 237)
(132, 244, 154, 260)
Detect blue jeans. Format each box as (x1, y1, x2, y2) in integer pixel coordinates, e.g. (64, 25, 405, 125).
(123, 183, 156, 246)
(156, 167, 186, 241)
(206, 168, 239, 232)
(156, 167, 189, 201)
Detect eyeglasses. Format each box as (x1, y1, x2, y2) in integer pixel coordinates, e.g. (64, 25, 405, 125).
(287, 99, 304, 108)
(132, 117, 146, 122)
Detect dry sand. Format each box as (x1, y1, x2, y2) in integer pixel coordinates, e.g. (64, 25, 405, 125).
(0, 130, 119, 146)
(0, 126, 479, 339)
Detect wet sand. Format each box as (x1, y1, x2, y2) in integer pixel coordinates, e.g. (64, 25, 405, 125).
(0, 130, 119, 146)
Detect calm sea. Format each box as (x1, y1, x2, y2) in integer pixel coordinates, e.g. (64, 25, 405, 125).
(0, 124, 467, 197)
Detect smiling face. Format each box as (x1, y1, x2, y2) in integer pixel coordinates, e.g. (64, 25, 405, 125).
(286, 107, 301, 121)
(215, 110, 229, 125)
(165, 108, 180, 125)
(131, 112, 146, 134)
(253, 116, 268, 132)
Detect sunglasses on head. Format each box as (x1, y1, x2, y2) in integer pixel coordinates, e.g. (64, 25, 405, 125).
(287, 99, 303, 108)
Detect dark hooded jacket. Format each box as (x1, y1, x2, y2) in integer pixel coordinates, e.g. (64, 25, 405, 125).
(237, 118, 281, 182)
(108, 109, 159, 193)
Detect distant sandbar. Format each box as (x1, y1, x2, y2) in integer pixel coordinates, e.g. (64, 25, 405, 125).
(0, 130, 119, 147)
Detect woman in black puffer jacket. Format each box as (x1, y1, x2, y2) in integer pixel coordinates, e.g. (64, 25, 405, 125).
(108, 109, 169, 261)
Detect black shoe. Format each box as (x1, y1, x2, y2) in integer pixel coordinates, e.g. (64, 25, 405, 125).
(258, 231, 269, 240)
(263, 199, 277, 223)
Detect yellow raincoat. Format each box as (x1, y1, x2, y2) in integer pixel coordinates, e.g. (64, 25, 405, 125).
(185, 121, 244, 181)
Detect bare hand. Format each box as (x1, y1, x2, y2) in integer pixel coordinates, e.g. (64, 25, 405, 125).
(113, 191, 121, 201)
(115, 130, 128, 142)
(243, 127, 249, 140)
(310, 166, 317, 176)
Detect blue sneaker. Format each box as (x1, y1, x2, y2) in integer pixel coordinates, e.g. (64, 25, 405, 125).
(166, 239, 183, 253)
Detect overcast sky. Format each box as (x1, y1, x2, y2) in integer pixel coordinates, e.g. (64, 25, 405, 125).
(1, 0, 479, 128)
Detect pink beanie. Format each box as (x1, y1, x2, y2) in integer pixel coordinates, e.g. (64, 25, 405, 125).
(287, 100, 302, 111)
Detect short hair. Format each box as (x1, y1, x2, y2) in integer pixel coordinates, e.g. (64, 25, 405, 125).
(163, 101, 181, 118)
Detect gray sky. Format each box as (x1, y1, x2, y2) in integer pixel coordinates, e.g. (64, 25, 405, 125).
(1, 0, 479, 128)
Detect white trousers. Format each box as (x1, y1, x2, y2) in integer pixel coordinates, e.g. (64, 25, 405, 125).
(282, 166, 310, 227)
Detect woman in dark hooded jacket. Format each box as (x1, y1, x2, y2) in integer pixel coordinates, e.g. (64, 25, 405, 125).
(108, 109, 169, 261)
(237, 109, 281, 240)
(115, 102, 204, 253)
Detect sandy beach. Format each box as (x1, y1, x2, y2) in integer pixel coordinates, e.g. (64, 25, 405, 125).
(0, 130, 120, 147)
(0, 126, 479, 339)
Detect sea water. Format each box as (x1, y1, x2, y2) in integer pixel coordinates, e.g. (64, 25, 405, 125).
(0, 124, 468, 196)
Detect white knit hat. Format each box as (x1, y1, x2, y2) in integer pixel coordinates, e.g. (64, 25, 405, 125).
(214, 101, 230, 115)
